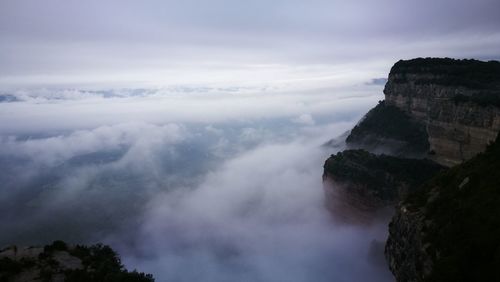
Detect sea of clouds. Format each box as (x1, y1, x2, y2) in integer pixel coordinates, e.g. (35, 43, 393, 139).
(0, 85, 393, 281)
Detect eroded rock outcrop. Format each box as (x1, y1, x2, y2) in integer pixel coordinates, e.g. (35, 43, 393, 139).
(346, 101, 429, 158)
(385, 133, 500, 281)
(384, 58, 500, 166)
(345, 58, 500, 166)
(323, 150, 443, 223)
(323, 58, 500, 281)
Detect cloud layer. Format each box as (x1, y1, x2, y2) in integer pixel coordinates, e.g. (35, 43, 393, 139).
(0, 86, 392, 281)
(116, 140, 393, 282)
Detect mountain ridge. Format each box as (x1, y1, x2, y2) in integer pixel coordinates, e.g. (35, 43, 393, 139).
(323, 57, 500, 281)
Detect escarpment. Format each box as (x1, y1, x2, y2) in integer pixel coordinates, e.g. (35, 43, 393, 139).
(323, 150, 443, 222)
(346, 58, 500, 166)
(345, 101, 429, 157)
(323, 58, 500, 281)
(383, 58, 500, 166)
(386, 133, 500, 281)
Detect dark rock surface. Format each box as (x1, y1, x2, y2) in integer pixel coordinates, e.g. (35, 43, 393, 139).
(323, 150, 443, 222)
(346, 101, 429, 157)
(384, 58, 500, 166)
(345, 58, 500, 166)
(385, 133, 500, 282)
(323, 58, 500, 281)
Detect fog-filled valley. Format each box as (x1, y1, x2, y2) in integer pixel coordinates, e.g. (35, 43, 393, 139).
(2, 0, 500, 281)
(0, 85, 394, 281)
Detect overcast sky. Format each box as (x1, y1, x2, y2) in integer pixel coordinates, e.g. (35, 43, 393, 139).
(1, 0, 499, 88)
(3, 2, 499, 280)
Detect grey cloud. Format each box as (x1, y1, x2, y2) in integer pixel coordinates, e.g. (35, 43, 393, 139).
(367, 78, 388, 86)
(0, 1, 497, 280)
(0, 88, 380, 134)
(113, 140, 393, 282)
(0, 0, 499, 86)
(0, 88, 389, 281)
(2, 0, 499, 41)
(0, 123, 186, 166)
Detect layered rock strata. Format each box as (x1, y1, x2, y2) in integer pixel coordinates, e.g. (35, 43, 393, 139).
(383, 58, 500, 166)
(323, 149, 443, 223)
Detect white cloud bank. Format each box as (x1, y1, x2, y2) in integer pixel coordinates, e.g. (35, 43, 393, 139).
(0, 86, 392, 281)
(114, 140, 392, 282)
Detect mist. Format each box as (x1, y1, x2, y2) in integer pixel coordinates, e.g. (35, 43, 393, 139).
(2, 1, 499, 281)
(112, 140, 393, 282)
(0, 85, 393, 281)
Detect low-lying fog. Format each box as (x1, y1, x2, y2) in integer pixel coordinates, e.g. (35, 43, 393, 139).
(0, 85, 393, 281)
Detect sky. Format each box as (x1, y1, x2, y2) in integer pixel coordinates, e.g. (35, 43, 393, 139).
(1, 1, 499, 281)
(1, 0, 499, 88)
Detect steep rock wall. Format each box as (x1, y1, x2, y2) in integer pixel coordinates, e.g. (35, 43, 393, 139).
(322, 149, 443, 223)
(384, 58, 500, 166)
(385, 132, 500, 281)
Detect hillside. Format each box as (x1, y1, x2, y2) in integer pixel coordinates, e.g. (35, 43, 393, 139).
(0, 241, 154, 282)
(385, 133, 500, 281)
(346, 101, 429, 157)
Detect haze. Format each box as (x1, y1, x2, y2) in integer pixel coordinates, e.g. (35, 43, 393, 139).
(1, 1, 499, 281)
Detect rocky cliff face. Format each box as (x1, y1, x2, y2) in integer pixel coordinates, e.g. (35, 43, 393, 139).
(384, 58, 500, 166)
(346, 101, 429, 158)
(323, 150, 443, 223)
(385, 204, 430, 282)
(385, 133, 500, 281)
(323, 58, 500, 281)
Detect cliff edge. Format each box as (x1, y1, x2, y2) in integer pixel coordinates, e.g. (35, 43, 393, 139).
(384, 58, 500, 166)
(385, 133, 500, 281)
(347, 58, 500, 166)
(323, 57, 500, 281)
(323, 150, 443, 222)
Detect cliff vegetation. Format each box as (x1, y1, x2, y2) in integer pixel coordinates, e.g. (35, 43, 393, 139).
(346, 101, 429, 157)
(0, 241, 154, 282)
(387, 133, 500, 281)
(324, 149, 443, 205)
(390, 58, 500, 92)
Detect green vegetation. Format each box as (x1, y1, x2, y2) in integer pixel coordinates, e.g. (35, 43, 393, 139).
(0, 257, 23, 280)
(404, 133, 500, 281)
(43, 240, 68, 253)
(324, 149, 444, 202)
(64, 243, 154, 282)
(0, 257, 36, 280)
(346, 101, 430, 156)
(0, 241, 154, 282)
(391, 57, 500, 87)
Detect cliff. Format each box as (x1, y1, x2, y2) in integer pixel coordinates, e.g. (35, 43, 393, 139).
(384, 58, 500, 166)
(385, 133, 500, 281)
(347, 58, 500, 166)
(323, 58, 500, 280)
(0, 241, 154, 282)
(323, 150, 443, 222)
(346, 101, 429, 157)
